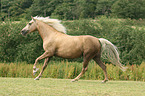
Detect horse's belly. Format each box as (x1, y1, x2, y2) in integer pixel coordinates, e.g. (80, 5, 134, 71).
(55, 48, 83, 59)
(54, 36, 84, 58)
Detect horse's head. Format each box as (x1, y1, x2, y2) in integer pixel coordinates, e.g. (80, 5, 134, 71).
(21, 16, 37, 36)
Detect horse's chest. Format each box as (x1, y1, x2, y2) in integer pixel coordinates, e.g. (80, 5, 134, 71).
(43, 42, 55, 51)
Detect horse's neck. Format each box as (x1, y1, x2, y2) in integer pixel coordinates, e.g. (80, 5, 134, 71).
(37, 21, 57, 41)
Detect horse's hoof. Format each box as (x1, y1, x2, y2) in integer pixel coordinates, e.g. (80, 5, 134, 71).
(33, 72, 36, 76)
(71, 79, 78, 82)
(33, 68, 39, 75)
(102, 80, 108, 83)
(34, 77, 39, 80)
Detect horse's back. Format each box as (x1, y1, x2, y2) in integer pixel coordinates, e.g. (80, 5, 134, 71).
(54, 35, 84, 58)
(82, 35, 101, 53)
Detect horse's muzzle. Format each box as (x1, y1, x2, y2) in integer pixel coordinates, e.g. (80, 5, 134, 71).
(21, 30, 29, 36)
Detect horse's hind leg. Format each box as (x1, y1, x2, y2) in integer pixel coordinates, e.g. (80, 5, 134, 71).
(34, 57, 50, 80)
(72, 52, 93, 82)
(93, 56, 108, 83)
(72, 59, 89, 82)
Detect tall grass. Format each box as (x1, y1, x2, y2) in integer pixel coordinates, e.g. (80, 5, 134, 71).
(0, 61, 145, 81)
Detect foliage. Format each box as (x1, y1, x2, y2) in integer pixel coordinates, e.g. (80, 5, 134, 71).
(0, 0, 33, 21)
(51, 3, 75, 20)
(9, 0, 33, 20)
(0, 17, 144, 64)
(0, 62, 145, 81)
(1, 0, 145, 21)
(0, 21, 43, 63)
(95, 0, 116, 16)
(112, 0, 145, 19)
(27, 0, 62, 18)
(0, 0, 12, 20)
(64, 17, 145, 64)
(112, 26, 145, 64)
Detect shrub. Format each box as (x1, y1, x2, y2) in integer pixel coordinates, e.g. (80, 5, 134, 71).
(0, 17, 144, 64)
(63, 17, 145, 64)
(0, 21, 44, 63)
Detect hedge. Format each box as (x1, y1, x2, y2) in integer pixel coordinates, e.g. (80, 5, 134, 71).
(0, 16, 144, 64)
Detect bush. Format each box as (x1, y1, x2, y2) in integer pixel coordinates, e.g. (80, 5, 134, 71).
(0, 17, 144, 64)
(63, 17, 145, 64)
(112, 26, 145, 64)
(0, 21, 44, 63)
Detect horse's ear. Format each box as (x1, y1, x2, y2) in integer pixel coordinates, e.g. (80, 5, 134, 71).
(31, 16, 36, 22)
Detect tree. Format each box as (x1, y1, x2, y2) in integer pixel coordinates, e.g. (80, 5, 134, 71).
(0, 0, 13, 20)
(112, 0, 145, 19)
(0, 0, 33, 20)
(52, 0, 98, 20)
(28, 0, 63, 17)
(51, 3, 75, 20)
(73, 0, 98, 19)
(9, 0, 33, 19)
(95, 0, 116, 16)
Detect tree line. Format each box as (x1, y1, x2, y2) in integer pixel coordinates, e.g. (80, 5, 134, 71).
(1, 0, 145, 21)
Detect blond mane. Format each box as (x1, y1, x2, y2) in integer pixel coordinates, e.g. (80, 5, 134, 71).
(34, 16, 66, 34)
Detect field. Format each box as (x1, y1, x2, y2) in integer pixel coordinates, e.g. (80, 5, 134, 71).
(0, 17, 145, 96)
(0, 77, 145, 96)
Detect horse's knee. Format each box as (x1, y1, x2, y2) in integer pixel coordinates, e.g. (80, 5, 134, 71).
(35, 58, 39, 63)
(82, 67, 88, 74)
(81, 68, 85, 73)
(85, 67, 88, 71)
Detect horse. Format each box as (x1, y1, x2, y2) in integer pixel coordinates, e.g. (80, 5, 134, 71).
(21, 16, 127, 83)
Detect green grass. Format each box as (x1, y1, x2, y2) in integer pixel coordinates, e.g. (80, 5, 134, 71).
(0, 77, 145, 96)
(1, 62, 145, 81)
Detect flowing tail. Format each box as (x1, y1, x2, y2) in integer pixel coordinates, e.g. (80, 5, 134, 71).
(99, 38, 127, 71)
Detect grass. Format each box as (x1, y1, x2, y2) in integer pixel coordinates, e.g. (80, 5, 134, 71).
(0, 62, 145, 81)
(0, 77, 145, 96)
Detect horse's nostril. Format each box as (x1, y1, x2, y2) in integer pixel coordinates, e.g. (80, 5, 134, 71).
(21, 30, 24, 33)
(21, 30, 28, 36)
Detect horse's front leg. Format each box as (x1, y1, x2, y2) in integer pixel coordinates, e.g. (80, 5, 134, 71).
(34, 57, 50, 80)
(33, 52, 52, 76)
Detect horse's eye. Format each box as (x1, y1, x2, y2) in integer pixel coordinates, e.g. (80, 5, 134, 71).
(29, 23, 32, 25)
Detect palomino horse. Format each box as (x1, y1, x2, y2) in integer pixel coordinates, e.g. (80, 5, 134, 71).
(21, 16, 127, 82)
